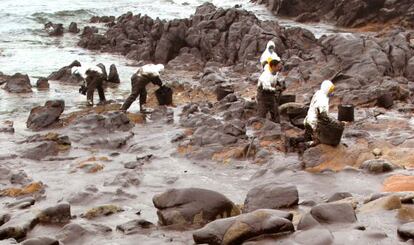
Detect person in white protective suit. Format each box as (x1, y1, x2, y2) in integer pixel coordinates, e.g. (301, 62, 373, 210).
(120, 64, 164, 112)
(257, 56, 285, 123)
(260, 40, 281, 69)
(304, 80, 335, 143)
(72, 65, 106, 106)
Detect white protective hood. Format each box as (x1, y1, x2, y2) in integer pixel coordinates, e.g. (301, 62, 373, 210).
(140, 64, 164, 77)
(71, 65, 102, 78)
(304, 80, 335, 130)
(260, 41, 280, 68)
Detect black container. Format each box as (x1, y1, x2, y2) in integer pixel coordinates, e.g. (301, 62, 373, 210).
(216, 85, 234, 101)
(338, 104, 354, 122)
(155, 86, 173, 105)
(279, 94, 296, 105)
(377, 93, 394, 109)
(290, 115, 305, 129)
(317, 113, 344, 146)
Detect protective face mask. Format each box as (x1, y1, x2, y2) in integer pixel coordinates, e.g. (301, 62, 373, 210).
(328, 85, 335, 97)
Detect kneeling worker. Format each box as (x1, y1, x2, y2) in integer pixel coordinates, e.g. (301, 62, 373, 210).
(304, 80, 335, 144)
(121, 64, 164, 112)
(72, 65, 106, 106)
(257, 57, 285, 123)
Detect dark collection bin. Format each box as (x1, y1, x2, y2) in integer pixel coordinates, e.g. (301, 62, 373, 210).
(279, 94, 296, 105)
(216, 85, 234, 101)
(290, 115, 305, 129)
(338, 104, 354, 122)
(155, 86, 173, 105)
(377, 93, 394, 109)
(316, 112, 344, 146)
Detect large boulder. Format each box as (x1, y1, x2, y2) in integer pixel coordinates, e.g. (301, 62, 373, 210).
(36, 77, 49, 89)
(3, 73, 32, 93)
(45, 22, 64, 36)
(192, 125, 238, 147)
(47, 60, 81, 83)
(71, 111, 132, 132)
(0, 211, 39, 240)
(302, 143, 372, 171)
(69, 111, 134, 148)
(68, 22, 80, 33)
(20, 141, 60, 160)
(37, 203, 71, 224)
(26, 100, 64, 130)
(309, 203, 357, 224)
(153, 188, 240, 227)
(243, 183, 299, 212)
(360, 159, 398, 174)
(107, 64, 120, 83)
(193, 209, 294, 245)
(279, 102, 307, 118)
(19, 133, 71, 160)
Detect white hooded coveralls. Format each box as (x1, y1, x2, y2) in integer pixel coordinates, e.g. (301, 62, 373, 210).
(257, 64, 283, 92)
(260, 41, 280, 68)
(71, 65, 103, 79)
(139, 64, 164, 77)
(304, 80, 335, 130)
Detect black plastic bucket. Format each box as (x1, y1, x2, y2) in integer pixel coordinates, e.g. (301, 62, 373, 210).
(216, 85, 234, 101)
(280, 94, 296, 105)
(155, 86, 173, 105)
(316, 113, 344, 146)
(377, 93, 393, 109)
(338, 104, 354, 122)
(290, 115, 305, 129)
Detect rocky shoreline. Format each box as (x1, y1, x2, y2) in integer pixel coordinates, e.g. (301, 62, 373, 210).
(76, 3, 414, 107)
(0, 2, 414, 245)
(251, 0, 414, 29)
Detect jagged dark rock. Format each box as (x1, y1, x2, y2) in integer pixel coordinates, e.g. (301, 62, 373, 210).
(3, 73, 32, 93)
(26, 100, 65, 130)
(68, 22, 80, 33)
(153, 188, 240, 227)
(36, 77, 49, 89)
(45, 22, 64, 36)
(252, 0, 414, 29)
(193, 209, 294, 244)
(47, 60, 82, 83)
